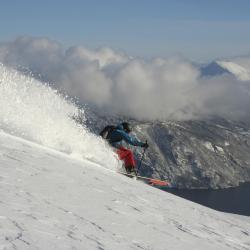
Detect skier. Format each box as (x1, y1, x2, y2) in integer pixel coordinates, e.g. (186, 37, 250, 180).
(100, 122, 148, 174)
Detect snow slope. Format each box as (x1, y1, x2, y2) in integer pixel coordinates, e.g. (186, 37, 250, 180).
(217, 61, 250, 81)
(200, 57, 250, 81)
(0, 62, 250, 250)
(216, 56, 250, 81)
(0, 131, 250, 250)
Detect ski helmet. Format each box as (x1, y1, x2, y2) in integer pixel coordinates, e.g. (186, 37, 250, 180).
(122, 122, 132, 133)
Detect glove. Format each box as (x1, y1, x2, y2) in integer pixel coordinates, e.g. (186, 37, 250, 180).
(142, 141, 149, 148)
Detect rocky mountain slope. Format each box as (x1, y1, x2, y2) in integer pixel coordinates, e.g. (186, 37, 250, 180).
(84, 111, 250, 189)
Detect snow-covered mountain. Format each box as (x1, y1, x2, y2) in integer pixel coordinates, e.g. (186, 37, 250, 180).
(81, 53, 250, 189)
(216, 61, 250, 81)
(201, 57, 250, 81)
(85, 111, 250, 189)
(200, 61, 231, 77)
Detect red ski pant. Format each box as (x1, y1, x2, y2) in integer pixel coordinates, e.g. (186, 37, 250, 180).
(116, 146, 136, 168)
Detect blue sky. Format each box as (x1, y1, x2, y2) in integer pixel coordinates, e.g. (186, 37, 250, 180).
(1, 0, 250, 61)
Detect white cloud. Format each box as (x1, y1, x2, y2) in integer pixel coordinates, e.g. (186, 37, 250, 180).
(1, 36, 250, 121)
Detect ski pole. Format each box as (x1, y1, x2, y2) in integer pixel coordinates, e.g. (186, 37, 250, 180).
(137, 141, 147, 173)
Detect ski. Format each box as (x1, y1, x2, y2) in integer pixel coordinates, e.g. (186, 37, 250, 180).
(118, 171, 172, 187)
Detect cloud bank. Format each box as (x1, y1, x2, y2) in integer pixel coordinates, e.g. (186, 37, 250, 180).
(1, 36, 250, 121)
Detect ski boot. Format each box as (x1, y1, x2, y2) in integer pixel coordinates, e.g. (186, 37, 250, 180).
(125, 166, 137, 177)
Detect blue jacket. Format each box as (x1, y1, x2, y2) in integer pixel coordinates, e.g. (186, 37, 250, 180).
(108, 124, 144, 148)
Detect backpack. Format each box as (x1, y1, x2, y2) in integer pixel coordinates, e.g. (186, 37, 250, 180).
(99, 125, 116, 140)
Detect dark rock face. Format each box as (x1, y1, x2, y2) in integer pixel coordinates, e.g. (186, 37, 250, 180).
(137, 119, 250, 189)
(83, 110, 250, 189)
(200, 61, 231, 77)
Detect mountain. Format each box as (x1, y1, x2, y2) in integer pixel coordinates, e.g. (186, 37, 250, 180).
(137, 118, 250, 189)
(216, 61, 250, 81)
(200, 61, 231, 77)
(1, 130, 250, 250)
(200, 58, 250, 81)
(85, 110, 250, 189)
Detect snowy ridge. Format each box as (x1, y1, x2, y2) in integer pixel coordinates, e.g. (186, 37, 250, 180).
(217, 60, 250, 81)
(0, 131, 250, 250)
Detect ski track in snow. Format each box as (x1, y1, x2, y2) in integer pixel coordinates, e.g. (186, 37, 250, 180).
(0, 131, 250, 250)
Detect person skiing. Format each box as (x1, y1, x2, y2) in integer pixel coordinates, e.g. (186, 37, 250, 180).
(100, 122, 148, 174)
